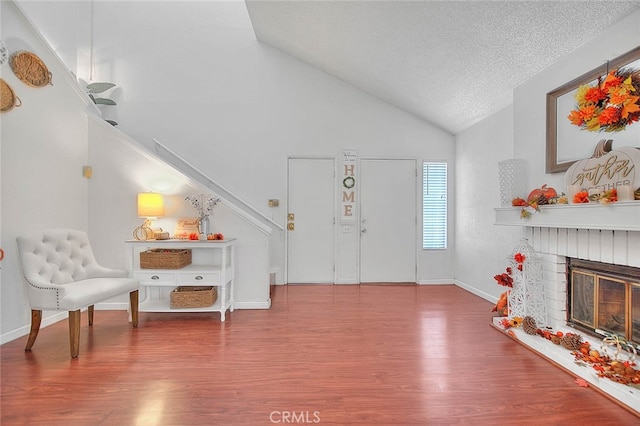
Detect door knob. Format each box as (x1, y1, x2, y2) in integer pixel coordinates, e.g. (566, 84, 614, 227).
(361, 229, 367, 233)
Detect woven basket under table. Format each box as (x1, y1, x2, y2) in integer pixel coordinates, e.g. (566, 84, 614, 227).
(140, 249, 191, 269)
(170, 286, 217, 309)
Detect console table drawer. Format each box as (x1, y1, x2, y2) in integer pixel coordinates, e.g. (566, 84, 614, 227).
(176, 271, 221, 284)
(134, 271, 176, 285)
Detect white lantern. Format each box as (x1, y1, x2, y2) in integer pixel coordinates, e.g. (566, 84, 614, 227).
(508, 238, 546, 325)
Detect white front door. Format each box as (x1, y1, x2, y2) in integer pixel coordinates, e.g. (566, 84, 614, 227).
(287, 158, 335, 283)
(359, 159, 417, 283)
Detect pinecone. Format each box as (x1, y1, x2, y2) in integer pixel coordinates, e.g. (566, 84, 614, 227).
(522, 316, 537, 335)
(536, 193, 549, 205)
(560, 333, 583, 350)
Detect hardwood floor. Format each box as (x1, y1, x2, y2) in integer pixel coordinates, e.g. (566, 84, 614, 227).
(1, 285, 638, 425)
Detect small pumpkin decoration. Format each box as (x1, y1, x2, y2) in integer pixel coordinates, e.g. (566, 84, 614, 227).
(565, 140, 640, 198)
(527, 184, 557, 205)
(511, 197, 527, 207)
(492, 291, 509, 316)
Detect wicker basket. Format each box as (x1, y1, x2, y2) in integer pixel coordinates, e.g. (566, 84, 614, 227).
(1, 79, 21, 112)
(10, 51, 52, 87)
(140, 249, 191, 269)
(170, 286, 217, 309)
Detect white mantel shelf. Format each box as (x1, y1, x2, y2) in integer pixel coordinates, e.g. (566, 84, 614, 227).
(494, 202, 640, 232)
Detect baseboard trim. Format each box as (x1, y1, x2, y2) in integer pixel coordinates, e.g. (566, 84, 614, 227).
(94, 302, 129, 310)
(417, 279, 454, 285)
(335, 279, 359, 285)
(1, 304, 128, 345)
(234, 300, 271, 309)
(0, 311, 67, 345)
(0, 298, 272, 344)
(454, 279, 497, 303)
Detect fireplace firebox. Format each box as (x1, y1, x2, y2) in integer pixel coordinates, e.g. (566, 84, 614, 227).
(568, 259, 640, 348)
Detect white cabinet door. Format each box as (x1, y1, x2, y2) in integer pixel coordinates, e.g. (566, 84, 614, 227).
(287, 158, 335, 283)
(359, 159, 417, 283)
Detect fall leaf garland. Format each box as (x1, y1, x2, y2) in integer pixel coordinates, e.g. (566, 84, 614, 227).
(496, 319, 640, 387)
(572, 188, 618, 204)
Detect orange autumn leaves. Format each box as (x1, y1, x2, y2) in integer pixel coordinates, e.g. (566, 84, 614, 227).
(568, 68, 640, 132)
(573, 190, 590, 204)
(493, 253, 526, 289)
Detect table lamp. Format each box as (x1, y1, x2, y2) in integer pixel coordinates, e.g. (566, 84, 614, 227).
(134, 192, 165, 240)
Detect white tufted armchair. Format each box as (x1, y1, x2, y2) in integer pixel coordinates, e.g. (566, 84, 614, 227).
(16, 228, 139, 358)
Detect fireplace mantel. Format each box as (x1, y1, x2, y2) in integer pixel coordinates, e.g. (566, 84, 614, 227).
(494, 202, 640, 232)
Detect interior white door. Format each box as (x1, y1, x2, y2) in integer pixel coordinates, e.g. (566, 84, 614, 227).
(360, 159, 417, 283)
(287, 158, 335, 283)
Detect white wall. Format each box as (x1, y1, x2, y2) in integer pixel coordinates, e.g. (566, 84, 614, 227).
(7, 1, 640, 316)
(15, 0, 91, 78)
(1, 0, 274, 344)
(454, 105, 523, 300)
(2, 0, 454, 344)
(1, 0, 92, 339)
(5, 1, 639, 345)
(17, 0, 457, 285)
(83, 0, 456, 284)
(454, 9, 640, 302)
(87, 115, 272, 308)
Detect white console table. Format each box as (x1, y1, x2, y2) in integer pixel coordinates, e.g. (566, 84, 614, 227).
(125, 239, 235, 321)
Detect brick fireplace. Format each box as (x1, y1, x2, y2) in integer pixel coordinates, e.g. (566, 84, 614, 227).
(495, 203, 640, 329)
(494, 203, 640, 414)
(527, 226, 640, 332)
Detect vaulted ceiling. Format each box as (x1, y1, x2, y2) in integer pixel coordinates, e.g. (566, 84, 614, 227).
(246, 1, 640, 135)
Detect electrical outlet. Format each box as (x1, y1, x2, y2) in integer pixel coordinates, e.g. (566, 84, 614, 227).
(342, 226, 351, 233)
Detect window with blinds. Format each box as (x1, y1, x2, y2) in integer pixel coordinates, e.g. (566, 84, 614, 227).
(422, 162, 447, 249)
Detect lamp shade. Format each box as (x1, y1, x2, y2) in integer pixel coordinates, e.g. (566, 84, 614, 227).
(137, 192, 164, 218)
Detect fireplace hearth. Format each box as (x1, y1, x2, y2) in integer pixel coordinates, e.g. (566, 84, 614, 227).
(568, 259, 640, 349)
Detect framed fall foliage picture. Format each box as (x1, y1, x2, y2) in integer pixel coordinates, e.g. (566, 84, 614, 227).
(546, 45, 640, 173)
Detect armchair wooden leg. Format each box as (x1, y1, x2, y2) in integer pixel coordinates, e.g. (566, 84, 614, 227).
(88, 305, 94, 326)
(69, 310, 81, 358)
(25, 310, 42, 352)
(130, 290, 139, 328)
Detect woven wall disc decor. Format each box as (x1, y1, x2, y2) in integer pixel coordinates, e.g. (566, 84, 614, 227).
(0, 79, 22, 113)
(10, 51, 52, 87)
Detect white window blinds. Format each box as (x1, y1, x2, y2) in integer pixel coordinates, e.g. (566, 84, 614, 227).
(422, 162, 447, 249)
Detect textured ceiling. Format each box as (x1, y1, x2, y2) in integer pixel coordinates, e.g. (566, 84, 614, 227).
(246, 0, 640, 134)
